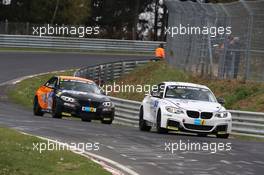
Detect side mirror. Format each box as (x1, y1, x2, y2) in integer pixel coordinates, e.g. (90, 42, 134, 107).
(144, 93, 150, 97)
(217, 97, 225, 105)
(151, 91, 162, 98)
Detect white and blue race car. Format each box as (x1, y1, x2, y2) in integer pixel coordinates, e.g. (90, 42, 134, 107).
(139, 82, 232, 138)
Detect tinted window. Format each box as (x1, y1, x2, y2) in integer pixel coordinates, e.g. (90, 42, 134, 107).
(165, 85, 217, 102)
(45, 77, 58, 88)
(59, 80, 102, 94)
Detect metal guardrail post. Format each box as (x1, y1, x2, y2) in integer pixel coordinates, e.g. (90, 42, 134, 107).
(121, 62, 126, 76)
(104, 64, 108, 83)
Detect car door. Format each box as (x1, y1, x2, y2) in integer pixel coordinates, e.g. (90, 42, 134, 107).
(142, 94, 152, 121)
(37, 77, 58, 110)
(149, 83, 165, 123)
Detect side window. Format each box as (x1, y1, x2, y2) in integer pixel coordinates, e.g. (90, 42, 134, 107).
(151, 83, 165, 98)
(45, 77, 58, 89)
(157, 83, 165, 98)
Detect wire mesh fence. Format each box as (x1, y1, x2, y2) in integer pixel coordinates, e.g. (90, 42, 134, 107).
(165, 0, 264, 81)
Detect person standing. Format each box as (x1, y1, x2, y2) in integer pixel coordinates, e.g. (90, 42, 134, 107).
(155, 43, 165, 60)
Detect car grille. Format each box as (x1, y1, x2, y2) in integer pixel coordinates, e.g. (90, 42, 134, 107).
(78, 100, 101, 108)
(201, 112, 213, 119)
(187, 111, 213, 119)
(187, 111, 199, 118)
(184, 123, 213, 131)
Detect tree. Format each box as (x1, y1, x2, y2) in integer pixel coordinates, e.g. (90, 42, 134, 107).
(90, 0, 154, 39)
(0, 0, 91, 25)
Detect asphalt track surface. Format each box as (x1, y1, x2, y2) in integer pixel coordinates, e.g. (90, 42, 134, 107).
(0, 51, 263, 175)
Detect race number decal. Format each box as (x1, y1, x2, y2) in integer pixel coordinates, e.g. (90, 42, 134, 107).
(153, 100, 159, 108)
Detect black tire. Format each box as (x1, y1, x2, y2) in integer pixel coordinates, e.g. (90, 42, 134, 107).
(81, 116, 91, 122)
(33, 96, 44, 116)
(139, 107, 151, 132)
(101, 119, 113, 124)
(156, 110, 168, 134)
(52, 98, 62, 119)
(217, 134, 229, 139)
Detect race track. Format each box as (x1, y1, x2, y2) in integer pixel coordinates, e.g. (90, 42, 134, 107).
(0, 51, 263, 175)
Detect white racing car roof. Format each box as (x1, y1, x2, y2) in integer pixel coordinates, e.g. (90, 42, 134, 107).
(162, 82, 210, 90)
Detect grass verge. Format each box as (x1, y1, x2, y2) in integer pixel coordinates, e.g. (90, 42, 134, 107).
(231, 134, 264, 142)
(7, 61, 264, 112)
(110, 61, 264, 112)
(8, 70, 74, 108)
(0, 127, 110, 175)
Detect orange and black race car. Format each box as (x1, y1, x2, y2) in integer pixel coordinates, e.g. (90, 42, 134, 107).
(33, 76, 115, 124)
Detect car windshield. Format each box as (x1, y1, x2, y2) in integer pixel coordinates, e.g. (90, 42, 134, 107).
(165, 85, 217, 102)
(59, 80, 102, 94)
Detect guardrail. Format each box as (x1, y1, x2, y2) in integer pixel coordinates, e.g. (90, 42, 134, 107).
(74, 59, 150, 83)
(109, 97, 264, 137)
(110, 97, 140, 126)
(0, 34, 164, 54)
(230, 110, 264, 136)
(75, 61, 264, 137)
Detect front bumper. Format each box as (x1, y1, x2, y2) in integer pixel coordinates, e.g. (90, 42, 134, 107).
(58, 100, 115, 121)
(161, 112, 232, 134)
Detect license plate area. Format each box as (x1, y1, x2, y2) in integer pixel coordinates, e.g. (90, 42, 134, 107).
(82, 107, 96, 112)
(194, 118, 206, 125)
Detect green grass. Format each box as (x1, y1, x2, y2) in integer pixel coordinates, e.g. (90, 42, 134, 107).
(0, 127, 110, 175)
(110, 61, 264, 112)
(232, 134, 264, 142)
(8, 71, 74, 108)
(7, 61, 264, 112)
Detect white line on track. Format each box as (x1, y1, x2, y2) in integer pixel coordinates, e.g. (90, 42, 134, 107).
(20, 132, 140, 175)
(0, 73, 140, 175)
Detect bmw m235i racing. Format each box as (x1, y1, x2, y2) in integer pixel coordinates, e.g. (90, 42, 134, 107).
(33, 76, 115, 124)
(139, 82, 231, 138)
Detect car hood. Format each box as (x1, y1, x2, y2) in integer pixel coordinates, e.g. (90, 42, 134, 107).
(59, 90, 110, 102)
(164, 98, 223, 112)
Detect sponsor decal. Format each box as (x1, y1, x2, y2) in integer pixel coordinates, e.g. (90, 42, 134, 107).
(194, 118, 206, 125)
(82, 106, 96, 112)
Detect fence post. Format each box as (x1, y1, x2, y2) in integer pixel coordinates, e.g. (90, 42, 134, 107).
(110, 63, 114, 80)
(4, 19, 8, 34)
(121, 62, 126, 76)
(241, 0, 253, 81)
(104, 64, 109, 83)
(26, 22, 30, 35)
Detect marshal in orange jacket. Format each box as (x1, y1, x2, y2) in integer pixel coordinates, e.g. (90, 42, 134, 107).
(155, 46, 165, 59)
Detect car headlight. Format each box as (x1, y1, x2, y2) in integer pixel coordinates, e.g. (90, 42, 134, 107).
(165, 106, 184, 114)
(103, 101, 113, 107)
(215, 112, 228, 118)
(60, 96, 76, 103)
